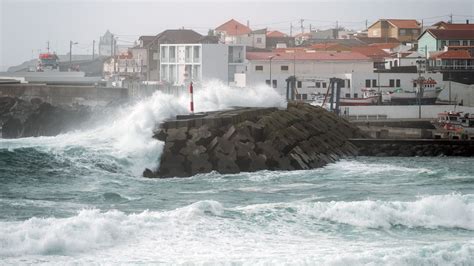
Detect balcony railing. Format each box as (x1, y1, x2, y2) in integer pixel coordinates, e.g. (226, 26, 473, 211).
(429, 65, 474, 71)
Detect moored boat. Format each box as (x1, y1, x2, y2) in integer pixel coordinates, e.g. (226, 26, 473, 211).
(385, 78, 442, 105)
(339, 89, 380, 106)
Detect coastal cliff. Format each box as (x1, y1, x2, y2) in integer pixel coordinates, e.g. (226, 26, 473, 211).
(146, 102, 364, 178)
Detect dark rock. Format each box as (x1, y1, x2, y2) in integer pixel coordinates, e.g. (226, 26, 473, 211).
(143, 168, 155, 178)
(151, 103, 363, 178)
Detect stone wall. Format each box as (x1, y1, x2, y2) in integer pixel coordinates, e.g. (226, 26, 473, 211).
(352, 139, 474, 157)
(0, 84, 128, 106)
(146, 102, 364, 178)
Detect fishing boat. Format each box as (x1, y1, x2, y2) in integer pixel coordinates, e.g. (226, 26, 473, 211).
(37, 53, 60, 72)
(385, 78, 442, 105)
(432, 111, 474, 139)
(339, 89, 380, 106)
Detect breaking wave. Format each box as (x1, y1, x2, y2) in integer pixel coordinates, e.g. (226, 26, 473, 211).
(0, 81, 285, 175)
(1, 194, 472, 258)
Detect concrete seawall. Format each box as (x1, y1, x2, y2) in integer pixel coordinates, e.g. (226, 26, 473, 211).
(351, 139, 474, 157)
(0, 84, 128, 106)
(146, 102, 363, 178)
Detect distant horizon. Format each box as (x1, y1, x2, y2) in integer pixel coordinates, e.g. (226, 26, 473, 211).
(1, 0, 473, 71)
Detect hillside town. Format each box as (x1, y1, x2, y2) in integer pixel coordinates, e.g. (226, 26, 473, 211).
(1, 17, 474, 119)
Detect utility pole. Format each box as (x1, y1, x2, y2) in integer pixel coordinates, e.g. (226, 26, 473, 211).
(47, 41, 50, 53)
(335, 21, 339, 39)
(365, 19, 368, 30)
(290, 23, 293, 37)
(309, 24, 312, 32)
(449, 13, 453, 23)
(69, 40, 72, 65)
(92, 40, 95, 60)
(300, 19, 304, 34)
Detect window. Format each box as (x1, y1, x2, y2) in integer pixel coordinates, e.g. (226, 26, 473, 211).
(365, 79, 371, 88)
(266, 80, 270, 86)
(297, 81, 302, 88)
(413, 82, 417, 88)
(256, 37, 262, 44)
(296, 94, 302, 100)
(345, 93, 351, 98)
(322, 82, 327, 88)
(316, 82, 321, 88)
(354, 93, 358, 98)
(372, 79, 377, 87)
(389, 79, 395, 87)
(462, 40, 469, 46)
(396, 79, 401, 87)
(281, 65, 289, 71)
(400, 29, 406, 35)
(272, 80, 277, 88)
(302, 94, 308, 100)
(441, 41, 447, 48)
(450, 40, 460, 46)
(347, 79, 351, 88)
(256, 65, 263, 71)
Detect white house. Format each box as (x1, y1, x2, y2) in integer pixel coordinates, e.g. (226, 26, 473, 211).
(159, 43, 246, 86)
(215, 19, 267, 49)
(243, 50, 374, 95)
(385, 51, 425, 69)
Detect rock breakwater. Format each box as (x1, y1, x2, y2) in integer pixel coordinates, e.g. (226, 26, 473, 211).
(146, 102, 363, 178)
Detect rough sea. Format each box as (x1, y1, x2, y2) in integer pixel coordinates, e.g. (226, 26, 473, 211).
(1, 82, 473, 265)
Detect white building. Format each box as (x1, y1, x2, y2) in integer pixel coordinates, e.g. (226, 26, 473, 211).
(159, 43, 246, 86)
(243, 50, 374, 95)
(99, 30, 115, 57)
(385, 51, 425, 69)
(242, 50, 443, 100)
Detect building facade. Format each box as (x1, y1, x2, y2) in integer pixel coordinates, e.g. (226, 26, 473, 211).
(417, 29, 474, 56)
(159, 43, 246, 86)
(99, 30, 115, 56)
(242, 51, 374, 95)
(368, 19, 421, 43)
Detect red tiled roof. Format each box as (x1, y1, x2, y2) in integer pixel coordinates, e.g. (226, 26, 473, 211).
(351, 46, 390, 59)
(369, 42, 400, 50)
(432, 50, 473, 60)
(311, 43, 349, 50)
(356, 37, 400, 44)
(387, 19, 420, 29)
(266, 30, 287, 38)
(434, 22, 474, 30)
(215, 19, 251, 36)
(246, 51, 370, 61)
(425, 29, 474, 40)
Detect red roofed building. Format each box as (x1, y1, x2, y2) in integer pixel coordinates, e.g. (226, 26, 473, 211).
(215, 19, 269, 49)
(429, 49, 474, 72)
(351, 46, 390, 69)
(311, 43, 351, 52)
(433, 21, 474, 30)
(242, 50, 373, 95)
(266, 30, 287, 38)
(368, 19, 421, 43)
(417, 29, 474, 55)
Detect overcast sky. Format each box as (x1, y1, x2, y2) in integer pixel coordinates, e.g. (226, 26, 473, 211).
(1, 0, 473, 70)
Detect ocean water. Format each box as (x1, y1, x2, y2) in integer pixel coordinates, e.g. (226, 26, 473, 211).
(1, 82, 473, 265)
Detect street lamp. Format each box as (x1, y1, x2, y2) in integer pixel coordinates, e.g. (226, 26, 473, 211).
(416, 59, 426, 119)
(69, 41, 78, 66)
(268, 54, 280, 88)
